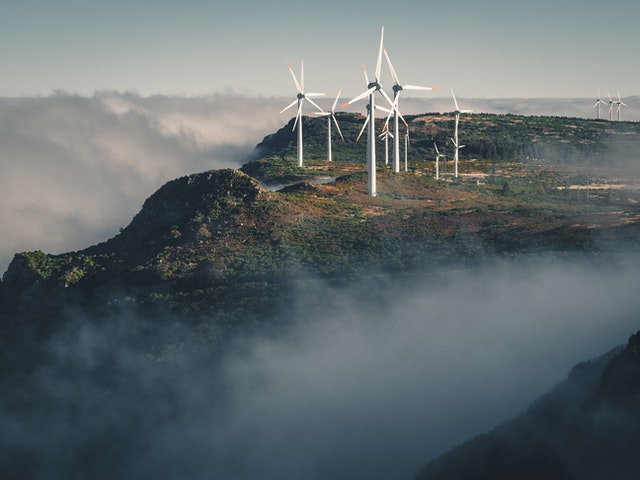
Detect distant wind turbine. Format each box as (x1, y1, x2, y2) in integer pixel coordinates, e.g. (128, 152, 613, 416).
(280, 61, 327, 167)
(434, 142, 444, 180)
(379, 129, 393, 165)
(404, 126, 410, 172)
(607, 92, 614, 121)
(383, 46, 436, 173)
(450, 88, 472, 178)
(314, 89, 344, 162)
(343, 26, 396, 197)
(593, 88, 607, 120)
(614, 92, 628, 121)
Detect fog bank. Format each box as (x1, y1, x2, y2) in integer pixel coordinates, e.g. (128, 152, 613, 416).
(0, 92, 284, 272)
(1, 254, 638, 479)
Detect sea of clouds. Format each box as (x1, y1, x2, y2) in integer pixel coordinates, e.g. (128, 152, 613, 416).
(1, 92, 639, 479)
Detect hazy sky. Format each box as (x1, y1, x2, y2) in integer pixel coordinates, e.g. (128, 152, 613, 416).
(2, 0, 639, 99)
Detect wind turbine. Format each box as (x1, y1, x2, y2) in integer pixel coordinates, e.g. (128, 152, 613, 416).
(383, 46, 436, 173)
(314, 89, 344, 162)
(343, 26, 396, 197)
(280, 61, 327, 167)
(607, 92, 614, 121)
(404, 126, 410, 172)
(379, 129, 393, 165)
(614, 92, 628, 121)
(434, 142, 444, 180)
(593, 88, 607, 120)
(450, 88, 472, 178)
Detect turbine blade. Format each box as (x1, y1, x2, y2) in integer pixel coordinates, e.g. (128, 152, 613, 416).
(362, 64, 370, 85)
(331, 89, 342, 112)
(306, 92, 328, 98)
(288, 63, 302, 94)
(344, 86, 376, 106)
(433, 142, 440, 155)
(378, 88, 395, 108)
(356, 114, 370, 142)
(293, 104, 302, 131)
(397, 109, 408, 127)
(451, 88, 460, 111)
(332, 114, 344, 141)
(280, 98, 298, 114)
(383, 48, 400, 85)
(404, 84, 437, 91)
(300, 60, 304, 92)
(383, 108, 393, 131)
(306, 97, 326, 113)
(375, 26, 384, 81)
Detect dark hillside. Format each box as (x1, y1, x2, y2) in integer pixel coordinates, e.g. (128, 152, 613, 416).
(414, 331, 640, 480)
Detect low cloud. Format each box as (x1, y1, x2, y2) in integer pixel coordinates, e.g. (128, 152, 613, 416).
(0, 92, 284, 272)
(1, 254, 638, 479)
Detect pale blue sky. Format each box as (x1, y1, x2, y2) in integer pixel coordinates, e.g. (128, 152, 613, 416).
(1, 0, 639, 99)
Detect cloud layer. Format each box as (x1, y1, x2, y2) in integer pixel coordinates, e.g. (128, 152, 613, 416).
(2, 254, 639, 479)
(0, 92, 284, 272)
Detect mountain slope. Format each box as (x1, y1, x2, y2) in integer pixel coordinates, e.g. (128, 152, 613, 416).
(414, 331, 640, 480)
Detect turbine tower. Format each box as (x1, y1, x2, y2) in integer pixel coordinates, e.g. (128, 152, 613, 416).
(314, 89, 344, 162)
(434, 142, 444, 180)
(343, 26, 396, 197)
(280, 61, 327, 167)
(383, 46, 436, 173)
(450, 88, 472, 178)
(593, 88, 606, 120)
(614, 92, 628, 121)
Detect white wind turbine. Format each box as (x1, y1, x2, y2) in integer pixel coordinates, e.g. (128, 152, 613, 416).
(404, 126, 410, 172)
(593, 88, 607, 120)
(343, 26, 396, 197)
(314, 89, 344, 162)
(614, 92, 628, 121)
(434, 142, 444, 180)
(450, 88, 472, 178)
(607, 92, 614, 121)
(280, 61, 327, 167)
(383, 46, 436, 173)
(379, 129, 393, 165)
